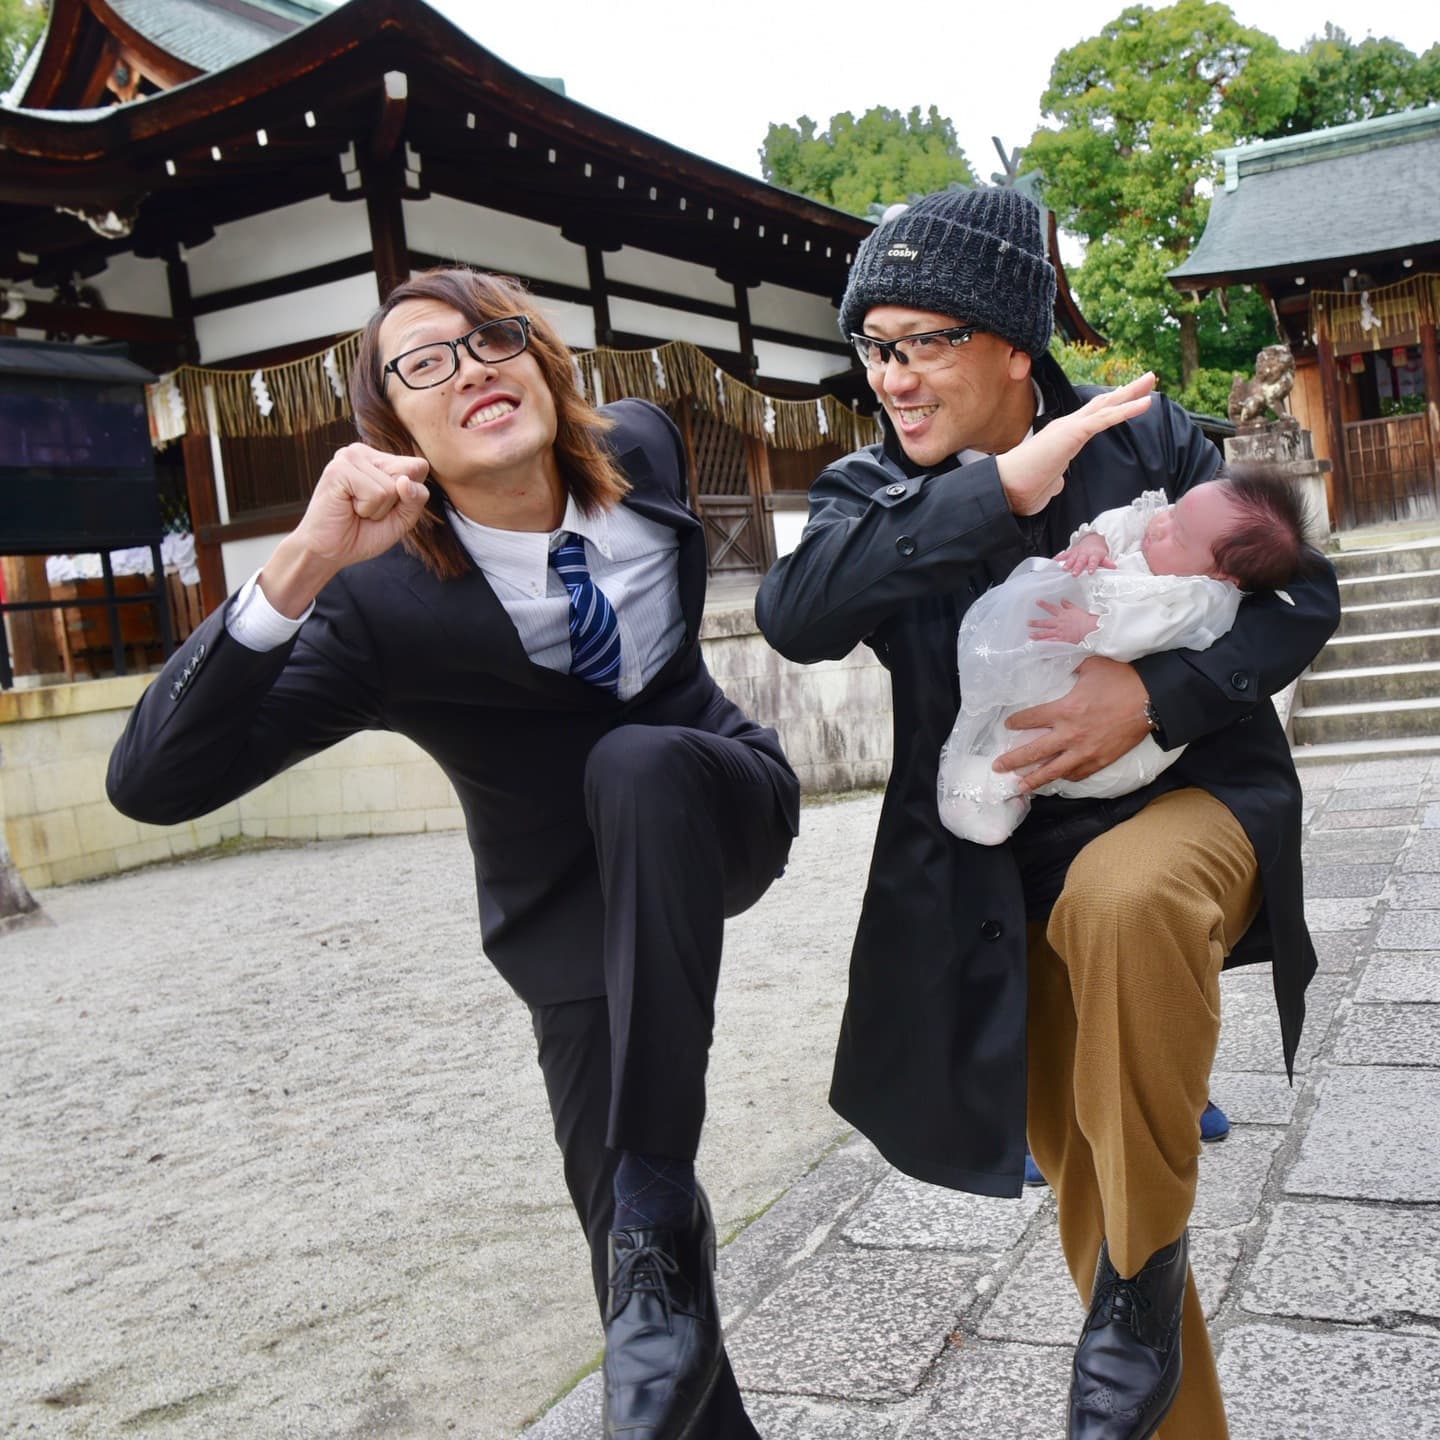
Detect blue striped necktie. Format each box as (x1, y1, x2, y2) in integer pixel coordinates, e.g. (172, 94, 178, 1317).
(549, 532, 621, 695)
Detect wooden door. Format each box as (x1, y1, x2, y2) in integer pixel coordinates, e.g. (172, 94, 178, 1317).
(1342, 413, 1438, 527)
(675, 404, 774, 576)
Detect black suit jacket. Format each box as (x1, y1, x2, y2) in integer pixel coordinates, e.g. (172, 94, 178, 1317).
(108, 400, 799, 1005)
(757, 354, 1340, 1197)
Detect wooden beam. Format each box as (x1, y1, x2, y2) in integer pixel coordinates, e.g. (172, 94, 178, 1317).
(751, 324, 851, 358)
(17, 0, 91, 108)
(407, 253, 592, 309)
(372, 72, 408, 164)
(196, 504, 308, 546)
(189, 253, 377, 316)
(3, 298, 187, 345)
(86, 0, 205, 89)
(608, 279, 736, 324)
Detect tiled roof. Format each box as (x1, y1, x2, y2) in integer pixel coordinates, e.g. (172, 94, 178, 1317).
(1171, 107, 1440, 284)
(108, 0, 336, 74)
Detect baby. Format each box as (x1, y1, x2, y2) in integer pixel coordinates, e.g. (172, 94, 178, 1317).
(938, 468, 1316, 845)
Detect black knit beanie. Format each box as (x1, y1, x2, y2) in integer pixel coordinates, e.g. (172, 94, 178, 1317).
(838, 187, 1057, 357)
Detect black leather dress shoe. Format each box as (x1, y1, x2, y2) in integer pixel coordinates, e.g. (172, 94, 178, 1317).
(602, 1186, 723, 1440)
(1069, 1231, 1188, 1440)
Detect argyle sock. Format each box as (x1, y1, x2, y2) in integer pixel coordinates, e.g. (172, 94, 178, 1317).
(612, 1151, 697, 1232)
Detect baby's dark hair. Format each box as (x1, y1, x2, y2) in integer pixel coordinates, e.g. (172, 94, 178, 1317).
(1210, 464, 1322, 591)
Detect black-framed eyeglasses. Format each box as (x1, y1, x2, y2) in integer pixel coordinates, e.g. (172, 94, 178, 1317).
(383, 315, 532, 390)
(850, 325, 979, 370)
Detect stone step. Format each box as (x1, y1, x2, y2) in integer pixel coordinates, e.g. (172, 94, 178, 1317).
(1336, 569, 1440, 606)
(1300, 661, 1440, 707)
(1312, 629, 1440, 672)
(1335, 598, 1440, 638)
(1329, 540, 1440, 579)
(1291, 695, 1440, 745)
(1293, 733, 1440, 763)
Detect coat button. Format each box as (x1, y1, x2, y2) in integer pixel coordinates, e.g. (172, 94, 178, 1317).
(980, 919, 1003, 941)
(195, 642, 206, 659)
(885, 482, 907, 498)
(170, 681, 184, 700)
(1231, 672, 1250, 692)
(896, 535, 917, 557)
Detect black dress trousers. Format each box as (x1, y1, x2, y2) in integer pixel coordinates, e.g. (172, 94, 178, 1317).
(531, 721, 794, 1437)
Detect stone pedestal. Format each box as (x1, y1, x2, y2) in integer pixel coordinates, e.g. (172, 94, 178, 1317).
(1224, 417, 1333, 544)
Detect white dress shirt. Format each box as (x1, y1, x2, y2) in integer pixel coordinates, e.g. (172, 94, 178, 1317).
(226, 497, 686, 701)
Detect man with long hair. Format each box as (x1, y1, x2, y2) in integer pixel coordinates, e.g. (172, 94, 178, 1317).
(109, 269, 799, 1440)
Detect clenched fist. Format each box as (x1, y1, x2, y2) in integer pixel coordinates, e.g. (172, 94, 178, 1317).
(259, 444, 433, 618)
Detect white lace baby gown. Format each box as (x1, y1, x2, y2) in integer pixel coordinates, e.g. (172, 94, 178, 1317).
(938, 492, 1243, 845)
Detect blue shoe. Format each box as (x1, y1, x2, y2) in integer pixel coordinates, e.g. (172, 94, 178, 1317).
(1200, 1100, 1230, 1143)
(1023, 1151, 1047, 1187)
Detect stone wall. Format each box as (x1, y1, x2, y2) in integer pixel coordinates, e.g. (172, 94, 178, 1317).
(0, 608, 892, 890)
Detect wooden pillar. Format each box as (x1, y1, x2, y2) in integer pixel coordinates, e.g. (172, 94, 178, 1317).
(1316, 332, 1349, 529)
(164, 246, 200, 364)
(181, 434, 228, 612)
(1421, 319, 1440, 499)
(730, 280, 771, 562)
(585, 246, 614, 348)
(364, 153, 410, 302)
(733, 282, 758, 385)
(164, 245, 230, 614)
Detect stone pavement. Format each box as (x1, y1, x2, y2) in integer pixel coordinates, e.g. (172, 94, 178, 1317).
(527, 753, 1440, 1440)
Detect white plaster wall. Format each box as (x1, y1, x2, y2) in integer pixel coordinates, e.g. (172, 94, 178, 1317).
(404, 197, 589, 288)
(533, 296, 596, 349)
(221, 534, 283, 595)
(754, 338, 850, 385)
(751, 281, 843, 343)
(609, 297, 739, 353)
(184, 198, 372, 297)
(91, 254, 173, 317)
(194, 273, 381, 363)
(604, 246, 732, 306)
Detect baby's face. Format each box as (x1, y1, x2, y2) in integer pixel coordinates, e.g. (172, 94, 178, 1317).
(1141, 483, 1242, 578)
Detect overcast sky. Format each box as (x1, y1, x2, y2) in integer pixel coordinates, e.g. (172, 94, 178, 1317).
(431, 0, 1436, 189)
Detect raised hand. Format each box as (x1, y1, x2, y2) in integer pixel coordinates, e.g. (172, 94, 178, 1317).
(1028, 599, 1100, 645)
(259, 444, 432, 618)
(996, 373, 1157, 516)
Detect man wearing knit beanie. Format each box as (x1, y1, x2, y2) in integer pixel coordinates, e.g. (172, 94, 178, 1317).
(758, 187, 1339, 1439)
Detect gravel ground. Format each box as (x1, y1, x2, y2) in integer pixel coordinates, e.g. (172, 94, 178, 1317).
(1, 792, 882, 1439)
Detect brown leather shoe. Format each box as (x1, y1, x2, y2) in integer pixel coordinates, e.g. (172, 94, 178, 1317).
(602, 1186, 723, 1440)
(1068, 1232, 1188, 1440)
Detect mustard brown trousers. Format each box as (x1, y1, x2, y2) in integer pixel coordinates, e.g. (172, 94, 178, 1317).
(1026, 788, 1262, 1440)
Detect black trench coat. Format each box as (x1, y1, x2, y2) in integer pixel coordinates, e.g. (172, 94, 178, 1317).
(756, 355, 1340, 1198)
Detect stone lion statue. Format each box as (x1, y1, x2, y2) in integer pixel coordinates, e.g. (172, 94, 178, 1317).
(1228, 344, 1295, 425)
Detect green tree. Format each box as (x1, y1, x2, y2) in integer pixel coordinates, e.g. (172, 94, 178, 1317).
(760, 106, 976, 217)
(1267, 25, 1440, 136)
(1, 0, 45, 93)
(1026, 1, 1298, 389)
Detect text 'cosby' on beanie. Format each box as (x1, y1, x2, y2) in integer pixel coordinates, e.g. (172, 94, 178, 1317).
(838, 187, 1057, 358)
